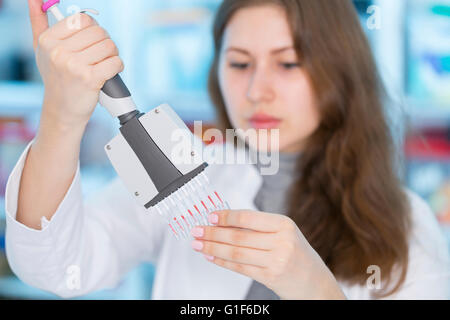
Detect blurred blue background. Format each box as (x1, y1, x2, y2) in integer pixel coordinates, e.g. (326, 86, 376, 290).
(0, 0, 449, 299)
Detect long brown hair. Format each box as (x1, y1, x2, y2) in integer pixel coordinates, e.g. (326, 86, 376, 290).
(208, 0, 412, 298)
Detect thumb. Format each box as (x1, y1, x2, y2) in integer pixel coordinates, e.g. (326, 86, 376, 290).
(28, 0, 49, 50)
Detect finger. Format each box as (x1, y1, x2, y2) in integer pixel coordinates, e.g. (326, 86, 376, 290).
(192, 226, 275, 250)
(209, 210, 289, 232)
(63, 25, 110, 53)
(193, 239, 271, 267)
(46, 12, 98, 41)
(28, 0, 49, 49)
(91, 56, 124, 87)
(76, 39, 118, 65)
(207, 256, 267, 283)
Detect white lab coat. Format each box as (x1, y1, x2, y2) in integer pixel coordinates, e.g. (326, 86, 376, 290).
(4, 138, 450, 299)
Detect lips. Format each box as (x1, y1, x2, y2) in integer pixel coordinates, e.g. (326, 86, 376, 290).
(248, 113, 282, 129)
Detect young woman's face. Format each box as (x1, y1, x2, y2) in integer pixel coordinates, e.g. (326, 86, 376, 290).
(218, 5, 320, 153)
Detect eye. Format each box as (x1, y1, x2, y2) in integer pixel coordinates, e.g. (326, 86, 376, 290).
(280, 62, 300, 69)
(229, 62, 250, 70)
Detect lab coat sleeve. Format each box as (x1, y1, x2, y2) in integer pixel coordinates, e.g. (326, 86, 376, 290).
(4, 138, 166, 298)
(382, 190, 450, 299)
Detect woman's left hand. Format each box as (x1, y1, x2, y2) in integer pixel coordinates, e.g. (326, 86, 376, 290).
(190, 209, 347, 300)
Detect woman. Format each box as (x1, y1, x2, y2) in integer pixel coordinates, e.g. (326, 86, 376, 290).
(5, 0, 449, 299)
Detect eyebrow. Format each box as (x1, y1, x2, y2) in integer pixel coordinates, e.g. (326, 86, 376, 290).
(225, 46, 295, 55)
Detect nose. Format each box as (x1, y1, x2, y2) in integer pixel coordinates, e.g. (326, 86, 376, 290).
(246, 64, 275, 103)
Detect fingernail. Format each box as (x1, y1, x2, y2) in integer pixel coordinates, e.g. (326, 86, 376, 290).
(208, 213, 218, 224)
(203, 254, 214, 261)
(191, 240, 203, 251)
(191, 227, 204, 238)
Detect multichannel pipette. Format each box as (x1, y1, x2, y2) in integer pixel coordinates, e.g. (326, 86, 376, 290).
(41, 0, 230, 240)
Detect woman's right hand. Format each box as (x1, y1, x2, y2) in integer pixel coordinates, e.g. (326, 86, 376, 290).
(29, 0, 124, 129)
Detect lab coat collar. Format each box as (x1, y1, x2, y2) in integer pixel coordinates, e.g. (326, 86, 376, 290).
(204, 141, 264, 211)
(200, 142, 268, 298)
(154, 142, 268, 299)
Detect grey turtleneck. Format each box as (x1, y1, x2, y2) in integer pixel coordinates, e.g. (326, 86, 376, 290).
(244, 151, 301, 300)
